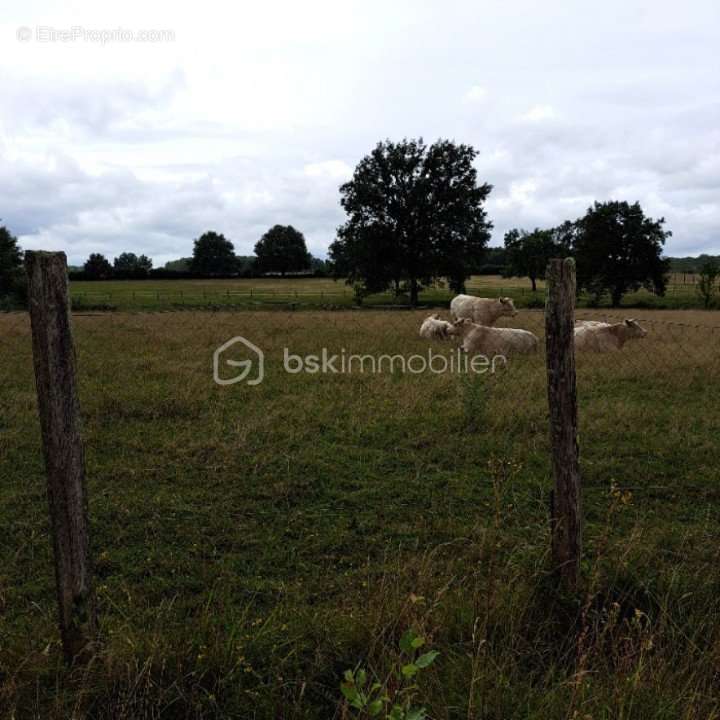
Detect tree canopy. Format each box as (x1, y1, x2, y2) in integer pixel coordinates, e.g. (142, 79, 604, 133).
(0, 225, 26, 304)
(329, 138, 493, 304)
(254, 225, 311, 276)
(573, 201, 671, 306)
(83, 253, 113, 280)
(190, 231, 237, 276)
(503, 227, 568, 291)
(164, 257, 192, 272)
(113, 252, 153, 277)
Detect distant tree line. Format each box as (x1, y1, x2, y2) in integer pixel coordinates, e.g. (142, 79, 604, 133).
(668, 254, 720, 274)
(68, 224, 329, 281)
(1, 135, 716, 310)
(502, 201, 672, 306)
(329, 138, 675, 307)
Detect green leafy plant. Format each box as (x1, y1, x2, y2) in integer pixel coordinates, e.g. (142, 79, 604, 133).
(340, 630, 439, 719)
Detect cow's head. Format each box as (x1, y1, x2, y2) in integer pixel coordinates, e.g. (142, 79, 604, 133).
(499, 296, 518, 317)
(624, 318, 647, 339)
(449, 317, 474, 336)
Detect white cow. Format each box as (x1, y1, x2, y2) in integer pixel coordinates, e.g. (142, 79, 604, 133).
(419, 314, 454, 340)
(574, 319, 648, 352)
(450, 295, 518, 325)
(453, 318, 539, 356)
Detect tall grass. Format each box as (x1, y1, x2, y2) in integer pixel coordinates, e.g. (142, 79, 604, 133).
(1, 309, 719, 718)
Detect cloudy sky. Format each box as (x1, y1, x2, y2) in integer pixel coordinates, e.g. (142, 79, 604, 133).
(2, 0, 719, 265)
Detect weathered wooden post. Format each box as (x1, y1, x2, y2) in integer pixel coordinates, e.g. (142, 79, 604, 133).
(545, 258, 581, 590)
(25, 251, 98, 663)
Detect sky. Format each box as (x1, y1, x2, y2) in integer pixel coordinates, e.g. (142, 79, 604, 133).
(1, 0, 719, 266)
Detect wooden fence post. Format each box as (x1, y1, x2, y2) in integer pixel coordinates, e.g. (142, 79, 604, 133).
(25, 251, 98, 663)
(545, 257, 581, 590)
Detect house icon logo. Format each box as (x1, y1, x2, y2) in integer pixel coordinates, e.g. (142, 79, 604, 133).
(213, 336, 265, 386)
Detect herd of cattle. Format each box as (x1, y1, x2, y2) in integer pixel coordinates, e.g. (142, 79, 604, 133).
(419, 295, 648, 355)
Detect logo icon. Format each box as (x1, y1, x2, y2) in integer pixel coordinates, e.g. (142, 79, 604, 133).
(213, 336, 264, 386)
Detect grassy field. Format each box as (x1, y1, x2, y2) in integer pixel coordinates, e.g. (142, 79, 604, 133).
(1, 308, 720, 718)
(68, 274, 710, 312)
(68, 276, 524, 311)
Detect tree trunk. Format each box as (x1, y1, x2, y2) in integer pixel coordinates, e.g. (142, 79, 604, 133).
(531, 276, 537, 292)
(409, 277, 419, 306)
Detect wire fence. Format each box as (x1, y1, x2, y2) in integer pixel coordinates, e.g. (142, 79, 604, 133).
(3, 305, 718, 507)
(3, 291, 720, 667)
(65, 275, 710, 312)
(66, 284, 541, 309)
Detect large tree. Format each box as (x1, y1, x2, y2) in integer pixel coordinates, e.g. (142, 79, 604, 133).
(573, 201, 671, 306)
(503, 227, 567, 292)
(113, 252, 153, 277)
(330, 138, 493, 305)
(0, 225, 26, 304)
(190, 231, 237, 276)
(83, 253, 113, 279)
(254, 225, 311, 276)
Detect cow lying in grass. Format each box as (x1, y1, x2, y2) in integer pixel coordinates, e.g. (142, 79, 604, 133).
(453, 318, 539, 355)
(450, 295, 517, 325)
(574, 319, 648, 352)
(419, 314, 455, 340)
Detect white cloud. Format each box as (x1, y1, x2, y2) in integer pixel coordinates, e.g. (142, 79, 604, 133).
(518, 105, 558, 123)
(303, 160, 353, 181)
(463, 85, 488, 104)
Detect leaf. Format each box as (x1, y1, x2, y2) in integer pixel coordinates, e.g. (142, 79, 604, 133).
(406, 707, 427, 720)
(401, 663, 418, 678)
(368, 699, 384, 716)
(344, 669, 354, 683)
(410, 636, 425, 650)
(415, 650, 439, 668)
(357, 669, 367, 687)
(340, 682, 359, 704)
(399, 630, 417, 653)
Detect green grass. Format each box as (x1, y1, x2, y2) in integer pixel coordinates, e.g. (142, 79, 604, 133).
(1, 309, 719, 718)
(67, 275, 712, 312)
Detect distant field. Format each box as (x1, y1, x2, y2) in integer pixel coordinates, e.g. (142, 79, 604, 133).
(68, 276, 535, 310)
(68, 274, 708, 311)
(2, 308, 719, 717)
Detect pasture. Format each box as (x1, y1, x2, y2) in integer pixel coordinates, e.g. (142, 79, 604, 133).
(1, 308, 719, 718)
(68, 274, 708, 311)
